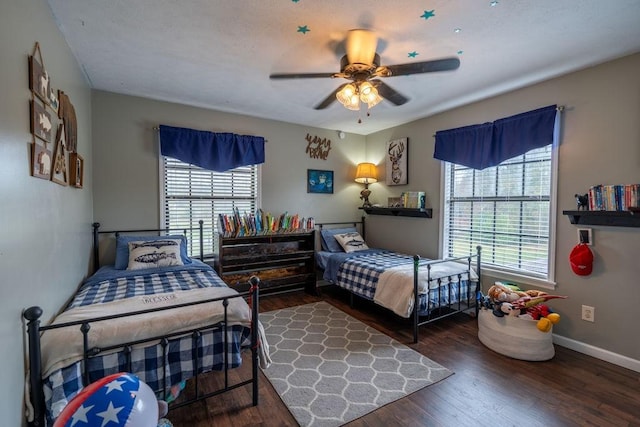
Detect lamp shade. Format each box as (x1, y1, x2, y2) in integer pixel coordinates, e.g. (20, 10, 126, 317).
(345, 29, 377, 65)
(355, 162, 378, 184)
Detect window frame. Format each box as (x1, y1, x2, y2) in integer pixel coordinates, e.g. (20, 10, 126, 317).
(159, 154, 261, 259)
(439, 144, 559, 290)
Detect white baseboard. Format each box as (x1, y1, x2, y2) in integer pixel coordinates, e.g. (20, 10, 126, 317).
(553, 334, 640, 373)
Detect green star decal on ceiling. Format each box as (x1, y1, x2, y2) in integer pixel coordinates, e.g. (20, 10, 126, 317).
(297, 25, 310, 34)
(408, 51, 419, 58)
(421, 10, 435, 20)
(292, 0, 300, 2)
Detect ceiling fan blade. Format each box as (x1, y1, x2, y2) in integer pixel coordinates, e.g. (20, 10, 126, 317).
(372, 80, 409, 106)
(383, 57, 460, 76)
(270, 72, 336, 80)
(314, 84, 347, 110)
(345, 29, 377, 65)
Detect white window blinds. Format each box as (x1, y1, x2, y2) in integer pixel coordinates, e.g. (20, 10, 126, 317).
(443, 145, 553, 280)
(161, 157, 258, 258)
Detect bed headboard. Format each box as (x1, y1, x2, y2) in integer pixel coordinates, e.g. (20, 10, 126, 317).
(91, 220, 205, 273)
(315, 217, 366, 250)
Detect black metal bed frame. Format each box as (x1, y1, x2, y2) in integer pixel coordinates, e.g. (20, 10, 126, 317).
(24, 222, 260, 427)
(318, 218, 481, 343)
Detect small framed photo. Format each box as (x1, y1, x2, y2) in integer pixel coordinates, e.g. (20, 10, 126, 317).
(31, 142, 52, 180)
(386, 137, 408, 186)
(69, 153, 84, 188)
(388, 197, 403, 208)
(307, 169, 333, 194)
(31, 99, 53, 143)
(29, 51, 50, 104)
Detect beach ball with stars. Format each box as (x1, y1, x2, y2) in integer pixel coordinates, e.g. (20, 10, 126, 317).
(54, 372, 159, 427)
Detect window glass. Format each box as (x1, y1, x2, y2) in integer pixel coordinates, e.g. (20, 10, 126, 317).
(443, 145, 553, 279)
(162, 157, 258, 258)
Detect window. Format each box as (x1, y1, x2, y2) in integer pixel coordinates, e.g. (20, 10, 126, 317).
(442, 145, 555, 282)
(161, 157, 259, 258)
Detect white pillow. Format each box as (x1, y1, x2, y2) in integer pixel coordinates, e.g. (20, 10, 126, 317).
(126, 239, 184, 270)
(334, 232, 369, 253)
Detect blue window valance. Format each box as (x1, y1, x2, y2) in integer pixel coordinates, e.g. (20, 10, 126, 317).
(434, 104, 558, 170)
(159, 125, 265, 172)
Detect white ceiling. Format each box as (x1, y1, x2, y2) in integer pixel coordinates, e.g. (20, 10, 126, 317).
(47, 0, 640, 135)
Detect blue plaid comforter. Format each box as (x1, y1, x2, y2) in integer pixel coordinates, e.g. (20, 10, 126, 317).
(326, 251, 477, 316)
(43, 262, 249, 424)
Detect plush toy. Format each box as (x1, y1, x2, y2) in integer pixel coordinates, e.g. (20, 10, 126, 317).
(492, 301, 518, 317)
(510, 294, 568, 310)
(524, 289, 548, 298)
(486, 283, 528, 303)
(522, 304, 562, 332)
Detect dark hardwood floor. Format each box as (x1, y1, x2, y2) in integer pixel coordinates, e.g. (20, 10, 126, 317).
(168, 286, 640, 426)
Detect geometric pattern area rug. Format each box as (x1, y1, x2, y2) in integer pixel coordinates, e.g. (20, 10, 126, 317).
(260, 302, 453, 427)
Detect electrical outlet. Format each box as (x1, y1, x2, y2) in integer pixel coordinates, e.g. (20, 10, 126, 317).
(582, 305, 595, 322)
(577, 228, 593, 245)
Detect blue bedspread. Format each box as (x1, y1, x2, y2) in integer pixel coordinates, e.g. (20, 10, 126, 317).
(322, 250, 477, 317)
(44, 262, 248, 425)
(68, 260, 226, 308)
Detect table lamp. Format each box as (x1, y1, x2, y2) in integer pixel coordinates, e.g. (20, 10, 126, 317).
(354, 162, 378, 207)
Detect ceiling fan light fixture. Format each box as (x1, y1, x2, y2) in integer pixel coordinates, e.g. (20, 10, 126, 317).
(359, 81, 374, 96)
(359, 83, 381, 107)
(336, 83, 356, 104)
(337, 84, 362, 110)
(345, 94, 361, 110)
(365, 92, 383, 109)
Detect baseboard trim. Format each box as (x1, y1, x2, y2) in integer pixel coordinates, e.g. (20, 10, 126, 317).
(553, 334, 640, 373)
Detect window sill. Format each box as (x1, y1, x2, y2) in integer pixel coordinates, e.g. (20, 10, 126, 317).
(480, 266, 556, 291)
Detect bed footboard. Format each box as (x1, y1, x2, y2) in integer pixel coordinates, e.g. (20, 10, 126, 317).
(24, 277, 261, 427)
(411, 246, 482, 343)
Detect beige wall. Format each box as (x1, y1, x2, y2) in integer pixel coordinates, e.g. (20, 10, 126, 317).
(0, 1, 93, 425)
(91, 91, 367, 231)
(365, 53, 640, 364)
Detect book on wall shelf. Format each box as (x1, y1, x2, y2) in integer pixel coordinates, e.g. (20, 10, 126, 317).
(401, 191, 426, 209)
(587, 184, 639, 211)
(218, 208, 315, 238)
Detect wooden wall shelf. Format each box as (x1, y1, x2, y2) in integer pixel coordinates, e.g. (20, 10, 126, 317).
(562, 210, 640, 227)
(361, 207, 432, 218)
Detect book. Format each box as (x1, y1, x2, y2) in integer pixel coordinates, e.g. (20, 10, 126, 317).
(217, 209, 314, 237)
(401, 191, 426, 209)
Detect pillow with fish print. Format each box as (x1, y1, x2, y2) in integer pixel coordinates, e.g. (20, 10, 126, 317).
(126, 239, 184, 270)
(114, 234, 192, 269)
(333, 232, 369, 253)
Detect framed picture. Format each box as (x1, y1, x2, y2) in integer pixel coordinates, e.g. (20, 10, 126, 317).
(307, 169, 333, 194)
(69, 153, 84, 188)
(386, 137, 408, 186)
(28, 44, 50, 104)
(387, 197, 403, 208)
(51, 124, 68, 186)
(31, 142, 52, 180)
(30, 99, 53, 143)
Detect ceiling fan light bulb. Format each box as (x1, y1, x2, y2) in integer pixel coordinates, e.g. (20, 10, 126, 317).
(359, 81, 373, 96)
(361, 85, 381, 105)
(348, 94, 361, 110)
(337, 83, 357, 105)
(366, 92, 383, 108)
(346, 29, 377, 66)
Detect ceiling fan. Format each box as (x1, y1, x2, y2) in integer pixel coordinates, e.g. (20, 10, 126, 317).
(270, 29, 460, 110)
